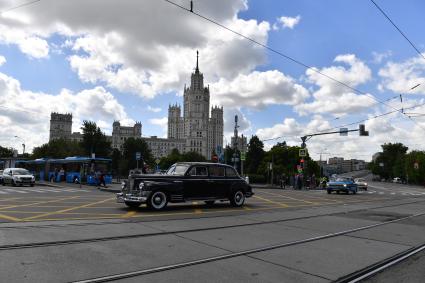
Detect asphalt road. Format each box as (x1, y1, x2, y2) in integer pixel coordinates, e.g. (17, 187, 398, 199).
(0, 181, 424, 282)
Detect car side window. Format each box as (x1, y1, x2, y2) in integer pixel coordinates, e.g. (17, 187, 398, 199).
(210, 166, 225, 177)
(225, 167, 237, 177)
(188, 166, 208, 176)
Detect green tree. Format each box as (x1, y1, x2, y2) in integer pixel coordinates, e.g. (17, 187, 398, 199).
(180, 151, 206, 162)
(404, 151, 425, 185)
(0, 146, 13, 157)
(159, 148, 181, 170)
(32, 139, 84, 159)
(371, 143, 408, 180)
(122, 138, 153, 174)
(245, 135, 265, 174)
(80, 120, 112, 158)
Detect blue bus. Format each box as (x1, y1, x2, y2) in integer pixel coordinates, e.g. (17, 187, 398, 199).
(16, 157, 112, 185)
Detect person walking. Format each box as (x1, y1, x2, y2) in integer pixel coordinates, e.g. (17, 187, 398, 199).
(98, 171, 107, 188)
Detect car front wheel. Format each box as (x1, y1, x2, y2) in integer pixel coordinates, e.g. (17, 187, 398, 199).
(204, 200, 215, 206)
(327, 190, 331, 194)
(147, 191, 168, 211)
(230, 190, 245, 207)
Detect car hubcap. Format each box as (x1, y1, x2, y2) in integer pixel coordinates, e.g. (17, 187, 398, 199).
(151, 192, 166, 209)
(235, 191, 244, 205)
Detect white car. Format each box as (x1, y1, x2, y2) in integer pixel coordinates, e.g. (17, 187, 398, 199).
(354, 178, 368, 190)
(392, 177, 402, 183)
(2, 168, 35, 187)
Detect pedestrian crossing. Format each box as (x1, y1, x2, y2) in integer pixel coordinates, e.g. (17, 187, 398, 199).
(359, 190, 425, 196)
(0, 187, 90, 194)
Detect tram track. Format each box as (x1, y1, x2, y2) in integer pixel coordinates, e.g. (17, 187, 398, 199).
(335, 243, 425, 283)
(1, 198, 425, 251)
(70, 212, 425, 283)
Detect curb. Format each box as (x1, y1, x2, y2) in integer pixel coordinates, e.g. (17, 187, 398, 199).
(36, 182, 64, 188)
(97, 187, 121, 193)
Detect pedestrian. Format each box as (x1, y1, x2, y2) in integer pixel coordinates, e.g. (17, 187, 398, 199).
(98, 171, 107, 188)
(280, 173, 286, 189)
(298, 174, 303, 190)
(311, 174, 316, 189)
(294, 174, 299, 190)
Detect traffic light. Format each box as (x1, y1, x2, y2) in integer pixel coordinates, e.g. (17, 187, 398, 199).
(359, 124, 369, 136)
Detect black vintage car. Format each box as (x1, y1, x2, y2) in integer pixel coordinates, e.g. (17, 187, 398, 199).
(117, 162, 253, 210)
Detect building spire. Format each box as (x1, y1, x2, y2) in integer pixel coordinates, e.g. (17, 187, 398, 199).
(195, 50, 199, 73)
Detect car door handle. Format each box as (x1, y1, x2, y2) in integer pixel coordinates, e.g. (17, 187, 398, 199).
(173, 180, 182, 183)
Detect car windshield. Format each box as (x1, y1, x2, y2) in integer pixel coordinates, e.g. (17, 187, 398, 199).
(356, 178, 365, 182)
(335, 177, 352, 182)
(165, 164, 190, 175)
(12, 169, 30, 175)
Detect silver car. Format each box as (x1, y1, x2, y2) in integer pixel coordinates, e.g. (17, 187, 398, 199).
(355, 178, 368, 190)
(2, 168, 35, 187)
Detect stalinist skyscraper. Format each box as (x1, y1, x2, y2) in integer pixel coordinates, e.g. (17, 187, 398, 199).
(165, 51, 223, 159)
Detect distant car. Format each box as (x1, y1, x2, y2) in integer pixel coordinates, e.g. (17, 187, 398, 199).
(2, 168, 35, 187)
(327, 177, 358, 194)
(392, 177, 402, 183)
(355, 178, 368, 190)
(117, 162, 254, 210)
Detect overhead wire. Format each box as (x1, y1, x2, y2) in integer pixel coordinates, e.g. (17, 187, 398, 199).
(370, 0, 425, 60)
(0, 0, 41, 15)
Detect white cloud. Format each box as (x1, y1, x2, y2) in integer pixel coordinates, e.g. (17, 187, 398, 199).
(371, 50, 392, 64)
(0, 25, 49, 58)
(0, 72, 129, 152)
(147, 105, 162, 113)
(0, 55, 5, 66)
(296, 54, 375, 115)
(276, 15, 301, 30)
(148, 117, 168, 138)
(378, 54, 425, 95)
(211, 70, 309, 109)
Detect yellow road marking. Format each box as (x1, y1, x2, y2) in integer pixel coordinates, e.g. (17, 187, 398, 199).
(0, 196, 80, 211)
(122, 211, 137, 218)
(0, 213, 21, 222)
(258, 191, 319, 205)
(253, 195, 289, 207)
(23, 197, 115, 221)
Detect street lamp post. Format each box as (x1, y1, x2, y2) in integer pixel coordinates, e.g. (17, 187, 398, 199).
(14, 136, 25, 155)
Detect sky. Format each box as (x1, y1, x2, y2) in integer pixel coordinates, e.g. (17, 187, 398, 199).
(0, 0, 425, 161)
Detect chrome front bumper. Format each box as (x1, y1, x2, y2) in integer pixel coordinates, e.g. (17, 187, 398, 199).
(116, 192, 147, 204)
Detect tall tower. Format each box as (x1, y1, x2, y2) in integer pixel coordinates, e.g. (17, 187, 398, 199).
(49, 112, 72, 141)
(209, 106, 224, 158)
(168, 104, 183, 139)
(183, 51, 210, 156)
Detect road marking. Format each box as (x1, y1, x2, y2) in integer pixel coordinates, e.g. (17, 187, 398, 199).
(0, 196, 80, 211)
(253, 195, 289, 207)
(259, 190, 319, 205)
(0, 213, 21, 222)
(122, 211, 137, 218)
(23, 197, 115, 221)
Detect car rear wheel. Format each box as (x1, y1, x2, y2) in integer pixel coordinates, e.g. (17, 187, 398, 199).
(230, 190, 245, 207)
(125, 202, 141, 208)
(12, 180, 16, 187)
(147, 191, 168, 211)
(327, 190, 331, 194)
(204, 200, 215, 206)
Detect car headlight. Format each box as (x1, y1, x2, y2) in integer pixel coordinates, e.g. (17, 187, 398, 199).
(31, 176, 35, 181)
(365, 183, 368, 186)
(13, 176, 20, 180)
(121, 181, 127, 190)
(343, 184, 347, 187)
(139, 182, 145, 190)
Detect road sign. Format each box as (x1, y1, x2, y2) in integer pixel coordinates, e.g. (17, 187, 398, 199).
(340, 128, 348, 136)
(91, 153, 95, 159)
(155, 158, 160, 164)
(135, 152, 141, 160)
(216, 145, 222, 155)
(299, 149, 307, 157)
(414, 162, 419, 169)
(240, 152, 246, 161)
